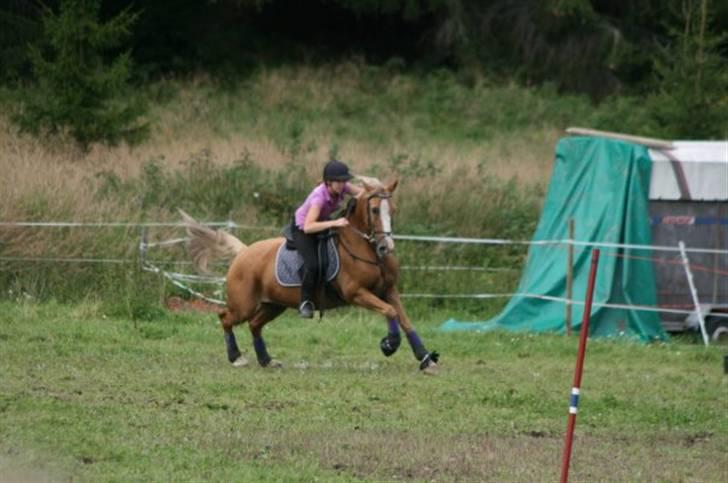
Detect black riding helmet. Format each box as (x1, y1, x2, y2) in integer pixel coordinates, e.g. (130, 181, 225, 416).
(323, 159, 352, 181)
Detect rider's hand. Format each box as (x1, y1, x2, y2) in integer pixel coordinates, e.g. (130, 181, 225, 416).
(332, 218, 349, 228)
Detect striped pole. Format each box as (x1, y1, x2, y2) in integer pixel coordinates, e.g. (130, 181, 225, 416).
(560, 248, 600, 483)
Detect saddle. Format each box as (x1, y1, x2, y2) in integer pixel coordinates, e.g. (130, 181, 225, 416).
(275, 225, 340, 287)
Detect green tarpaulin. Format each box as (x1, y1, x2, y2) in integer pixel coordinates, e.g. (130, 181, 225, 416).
(440, 137, 668, 342)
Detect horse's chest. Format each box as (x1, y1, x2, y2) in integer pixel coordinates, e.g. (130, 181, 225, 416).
(341, 262, 394, 295)
(370, 260, 398, 292)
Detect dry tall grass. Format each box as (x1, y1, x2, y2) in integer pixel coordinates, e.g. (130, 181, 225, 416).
(1, 68, 559, 298)
(1, 115, 557, 224)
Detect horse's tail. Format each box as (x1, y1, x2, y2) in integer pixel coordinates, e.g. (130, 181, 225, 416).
(179, 209, 247, 274)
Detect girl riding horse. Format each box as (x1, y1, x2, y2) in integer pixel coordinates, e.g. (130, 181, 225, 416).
(293, 160, 363, 318)
(180, 170, 439, 374)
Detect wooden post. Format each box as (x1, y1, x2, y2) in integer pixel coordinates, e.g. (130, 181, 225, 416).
(565, 127, 674, 150)
(565, 218, 574, 336)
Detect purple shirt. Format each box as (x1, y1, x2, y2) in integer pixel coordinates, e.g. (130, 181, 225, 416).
(295, 182, 350, 229)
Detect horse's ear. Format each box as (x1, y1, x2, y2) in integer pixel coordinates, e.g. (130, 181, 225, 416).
(386, 178, 399, 193)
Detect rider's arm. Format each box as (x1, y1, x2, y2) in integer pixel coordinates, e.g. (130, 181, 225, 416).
(302, 204, 348, 234)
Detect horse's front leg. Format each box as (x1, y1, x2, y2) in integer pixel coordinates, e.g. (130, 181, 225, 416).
(379, 317, 402, 357)
(352, 288, 438, 374)
(386, 287, 439, 374)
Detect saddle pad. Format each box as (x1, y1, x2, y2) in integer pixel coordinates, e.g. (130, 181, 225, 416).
(274, 237, 340, 287)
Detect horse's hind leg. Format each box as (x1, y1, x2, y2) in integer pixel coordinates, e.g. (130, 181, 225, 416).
(248, 304, 286, 368)
(219, 308, 248, 367)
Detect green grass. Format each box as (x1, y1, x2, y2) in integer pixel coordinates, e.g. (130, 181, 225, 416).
(1, 301, 726, 482)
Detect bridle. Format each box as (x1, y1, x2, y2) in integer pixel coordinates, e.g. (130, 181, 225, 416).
(339, 191, 394, 266)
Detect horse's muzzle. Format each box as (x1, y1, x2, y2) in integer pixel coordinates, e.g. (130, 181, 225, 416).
(375, 237, 394, 259)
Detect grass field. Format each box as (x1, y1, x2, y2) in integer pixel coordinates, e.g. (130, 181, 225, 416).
(1, 63, 726, 482)
(1, 301, 726, 482)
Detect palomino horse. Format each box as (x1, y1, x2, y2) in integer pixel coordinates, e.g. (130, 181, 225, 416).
(180, 178, 439, 374)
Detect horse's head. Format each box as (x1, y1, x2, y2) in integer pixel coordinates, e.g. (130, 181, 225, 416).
(347, 177, 398, 259)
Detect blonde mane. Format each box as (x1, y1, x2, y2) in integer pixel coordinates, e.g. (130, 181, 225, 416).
(355, 175, 385, 191)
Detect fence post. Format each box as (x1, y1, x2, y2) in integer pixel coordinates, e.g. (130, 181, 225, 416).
(139, 226, 148, 268)
(565, 218, 575, 336)
(679, 241, 709, 346)
(560, 248, 600, 483)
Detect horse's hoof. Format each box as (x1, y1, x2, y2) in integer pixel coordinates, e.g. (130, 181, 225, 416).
(267, 359, 283, 368)
(419, 351, 439, 370)
(419, 351, 440, 375)
(380, 334, 401, 357)
(231, 355, 249, 367)
(422, 361, 439, 376)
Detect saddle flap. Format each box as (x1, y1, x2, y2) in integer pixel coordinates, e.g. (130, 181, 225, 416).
(281, 222, 296, 250)
(274, 238, 340, 287)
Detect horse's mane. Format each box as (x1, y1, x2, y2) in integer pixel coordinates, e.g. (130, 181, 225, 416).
(355, 175, 385, 191)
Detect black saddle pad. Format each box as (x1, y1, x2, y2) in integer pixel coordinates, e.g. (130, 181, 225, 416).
(274, 238, 340, 287)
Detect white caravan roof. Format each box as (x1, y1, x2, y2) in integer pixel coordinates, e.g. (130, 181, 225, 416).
(649, 142, 728, 201)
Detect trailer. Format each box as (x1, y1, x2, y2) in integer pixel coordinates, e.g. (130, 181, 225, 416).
(647, 140, 728, 338)
(427, 130, 727, 343)
(566, 129, 728, 338)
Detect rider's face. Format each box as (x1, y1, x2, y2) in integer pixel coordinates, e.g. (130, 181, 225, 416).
(327, 180, 346, 194)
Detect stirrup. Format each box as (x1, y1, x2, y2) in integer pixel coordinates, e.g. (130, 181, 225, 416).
(298, 300, 315, 319)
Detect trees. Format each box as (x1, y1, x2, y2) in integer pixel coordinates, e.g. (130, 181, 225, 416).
(1, 0, 725, 143)
(12, 0, 147, 150)
(644, 0, 728, 138)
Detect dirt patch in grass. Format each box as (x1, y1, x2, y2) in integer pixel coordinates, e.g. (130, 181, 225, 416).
(224, 429, 725, 482)
(165, 296, 221, 314)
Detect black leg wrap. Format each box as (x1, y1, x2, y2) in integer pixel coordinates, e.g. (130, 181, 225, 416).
(380, 333, 401, 357)
(419, 351, 440, 370)
(253, 337, 271, 367)
(224, 332, 242, 363)
(406, 331, 429, 361)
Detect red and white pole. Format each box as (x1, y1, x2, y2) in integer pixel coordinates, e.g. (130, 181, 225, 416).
(560, 248, 600, 483)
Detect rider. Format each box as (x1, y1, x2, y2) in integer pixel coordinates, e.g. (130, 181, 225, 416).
(293, 160, 364, 318)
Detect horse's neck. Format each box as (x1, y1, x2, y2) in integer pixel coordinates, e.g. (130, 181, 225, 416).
(339, 223, 373, 253)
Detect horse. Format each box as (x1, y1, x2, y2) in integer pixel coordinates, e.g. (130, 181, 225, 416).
(180, 177, 439, 374)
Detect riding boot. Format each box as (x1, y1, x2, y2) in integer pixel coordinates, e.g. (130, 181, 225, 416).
(299, 268, 317, 319)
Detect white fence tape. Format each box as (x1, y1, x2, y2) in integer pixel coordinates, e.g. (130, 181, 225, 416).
(2, 219, 726, 254)
(142, 263, 225, 305)
(0, 221, 278, 230)
(401, 292, 728, 319)
(3, 220, 727, 327)
(0, 256, 131, 264)
(394, 234, 728, 255)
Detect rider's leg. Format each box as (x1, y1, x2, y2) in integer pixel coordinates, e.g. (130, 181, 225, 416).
(292, 227, 319, 318)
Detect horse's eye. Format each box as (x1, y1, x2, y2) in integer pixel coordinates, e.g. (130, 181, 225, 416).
(371, 207, 380, 215)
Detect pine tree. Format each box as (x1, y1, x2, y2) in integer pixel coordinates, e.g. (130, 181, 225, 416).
(645, 0, 728, 138)
(13, 0, 148, 150)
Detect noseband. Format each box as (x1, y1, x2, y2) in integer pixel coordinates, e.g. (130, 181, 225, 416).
(341, 191, 394, 264)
